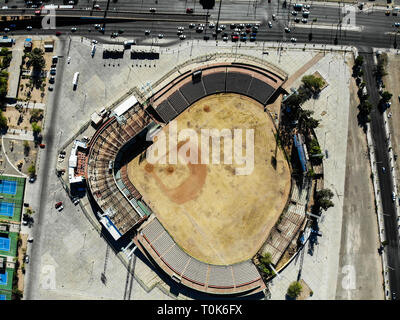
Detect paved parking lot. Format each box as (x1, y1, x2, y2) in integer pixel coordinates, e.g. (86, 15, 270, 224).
(22, 37, 385, 300)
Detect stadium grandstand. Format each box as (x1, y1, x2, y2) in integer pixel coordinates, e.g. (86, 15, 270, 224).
(83, 59, 301, 295)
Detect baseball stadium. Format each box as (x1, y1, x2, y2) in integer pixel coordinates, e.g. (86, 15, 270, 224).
(83, 56, 311, 296)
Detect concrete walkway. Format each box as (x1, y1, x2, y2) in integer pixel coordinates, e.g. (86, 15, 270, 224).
(7, 38, 24, 99)
(3, 128, 34, 142)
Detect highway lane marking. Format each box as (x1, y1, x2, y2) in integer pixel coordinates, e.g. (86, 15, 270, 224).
(293, 23, 362, 32)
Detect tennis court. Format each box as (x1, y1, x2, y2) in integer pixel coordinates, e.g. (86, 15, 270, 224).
(0, 272, 7, 286)
(0, 294, 6, 300)
(0, 237, 10, 251)
(0, 180, 17, 195)
(0, 202, 14, 217)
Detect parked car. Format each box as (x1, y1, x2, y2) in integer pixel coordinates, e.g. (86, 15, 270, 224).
(186, 8, 193, 14)
(55, 201, 63, 209)
(27, 237, 34, 242)
(268, 21, 272, 28)
(158, 33, 164, 39)
(72, 198, 80, 205)
(179, 34, 186, 40)
(24, 255, 30, 263)
(189, 23, 196, 29)
(149, 7, 156, 13)
(29, 176, 36, 183)
(55, 31, 62, 36)
(71, 27, 77, 32)
(291, 37, 297, 43)
(26, 26, 32, 30)
(144, 29, 151, 35)
(50, 68, 56, 75)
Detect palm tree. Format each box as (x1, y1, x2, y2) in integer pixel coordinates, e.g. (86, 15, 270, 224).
(26, 48, 45, 74)
(298, 109, 319, 133)
(287, 281, 302, 299)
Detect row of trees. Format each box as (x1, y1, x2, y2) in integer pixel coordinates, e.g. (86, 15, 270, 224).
(284, 75, 323, 135)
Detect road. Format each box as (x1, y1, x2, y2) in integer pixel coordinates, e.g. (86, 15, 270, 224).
(0, 1, 400, 49)
(23, 38, 68, 300)
(360, 49, 400, 300)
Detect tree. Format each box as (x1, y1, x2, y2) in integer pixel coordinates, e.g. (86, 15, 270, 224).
(27, 164, 36, 177)
(381, 91, 392, 103)
(26, 48, 45, 74)
(298, 109, 319, 133)
(315, 188, 334, 211)
(12, 287, 23, 300)
(354, 55, 364, 67)
(0, 110, 7, 131)
(358, 100, 373, 116)
(308, 139, 322, 156)
(31, 122, 41, 134)
(285, 93, 303, 109)
(24, 140, 30, 156)
(0, 47, 9, 56)
(301, 75, 324, 95)
(287, 281, 302, 299)
(258, 252, 274, 277)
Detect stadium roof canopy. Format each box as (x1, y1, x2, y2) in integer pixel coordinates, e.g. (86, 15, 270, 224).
(114, 95, 138, 117)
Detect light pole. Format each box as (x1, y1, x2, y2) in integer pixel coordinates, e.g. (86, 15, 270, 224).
(215, 0, 223, 40)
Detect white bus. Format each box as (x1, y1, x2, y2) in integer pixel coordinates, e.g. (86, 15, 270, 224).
(72, 72, 79, 90)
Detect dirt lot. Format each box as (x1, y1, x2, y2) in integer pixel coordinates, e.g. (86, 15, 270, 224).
(18, 40, 55, 103)
(3, 106, 43, 131)
(382, 53, 400, 189)
(128, 93, 291, 265)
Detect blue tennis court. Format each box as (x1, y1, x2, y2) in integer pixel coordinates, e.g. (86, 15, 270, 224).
(0, 237, 10, 251)
(0, 272, 7, 286)
(0, 202, 14, 217)
(0, 180, 17, 195)
(0, 294, 6, 300)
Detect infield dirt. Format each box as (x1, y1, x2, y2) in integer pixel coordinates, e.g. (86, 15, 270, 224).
(128, 93, 291, 265)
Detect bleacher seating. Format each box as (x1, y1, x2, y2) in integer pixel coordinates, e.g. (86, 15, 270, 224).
(225, 72, 252, 95)
(202, 72, 226, 94)
(168, 90, 190, 115)
(179, 79, 207, 105)
(87, 104, 152, 235)
(139, 218, 262, 292)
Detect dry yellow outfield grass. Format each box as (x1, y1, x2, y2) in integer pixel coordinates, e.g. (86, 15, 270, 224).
(128, 93, 291, 265)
